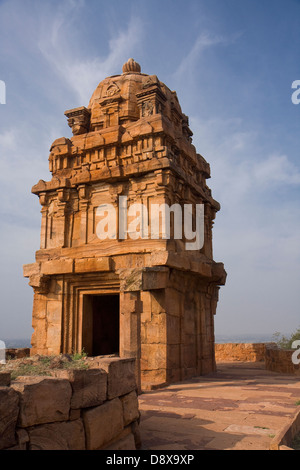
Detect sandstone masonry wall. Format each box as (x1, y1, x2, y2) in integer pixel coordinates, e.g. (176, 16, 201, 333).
(0, 357, 141, 450)
(215, 343, 300, 376)
(215, 343, 267, 363)
(265, 344, 300, 375)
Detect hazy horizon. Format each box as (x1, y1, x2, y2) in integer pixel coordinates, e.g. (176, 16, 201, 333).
(2, 332, 286, 350)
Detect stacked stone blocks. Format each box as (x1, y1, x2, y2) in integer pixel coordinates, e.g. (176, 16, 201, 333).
(0, 357, 140, 450)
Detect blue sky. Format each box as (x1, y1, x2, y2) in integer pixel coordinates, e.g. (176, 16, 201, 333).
(0, 0, 299, 342)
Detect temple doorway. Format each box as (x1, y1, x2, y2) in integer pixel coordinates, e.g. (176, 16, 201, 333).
(82, 294, 120, 356)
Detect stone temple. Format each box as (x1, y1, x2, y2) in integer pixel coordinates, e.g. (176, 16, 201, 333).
(23, 58, 226, 391)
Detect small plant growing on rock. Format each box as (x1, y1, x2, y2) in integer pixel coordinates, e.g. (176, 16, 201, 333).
(0, 351, 89, 379)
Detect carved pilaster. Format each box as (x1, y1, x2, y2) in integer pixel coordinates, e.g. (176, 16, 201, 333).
(77, 184, 90, 244)
(136, 79, 167, 118)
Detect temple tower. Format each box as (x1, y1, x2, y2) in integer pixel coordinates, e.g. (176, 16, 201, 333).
(24, 59, 226, 390)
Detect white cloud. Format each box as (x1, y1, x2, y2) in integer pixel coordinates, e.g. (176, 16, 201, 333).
(174, 31, 242, 82)
(190, 116, 300, 206)
(38, 3, 144, 104)
(254, 154, 300, 186)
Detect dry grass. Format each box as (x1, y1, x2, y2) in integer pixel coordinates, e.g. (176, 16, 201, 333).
(0, 352, 89, 380)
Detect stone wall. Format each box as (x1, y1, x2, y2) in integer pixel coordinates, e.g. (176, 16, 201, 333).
(215, 343, 300, 376)
(0, 357, 141, 450)
(265, 344, 300, 375)
(6, 348, 30, 360)
(215, 343, 267, 363)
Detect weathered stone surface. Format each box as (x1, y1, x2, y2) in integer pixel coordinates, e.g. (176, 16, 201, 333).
(104, 432, 136, 450)
(0, 387, 19, 450)
(28, 419, 85, 450)
(82, 398, 124, 450)
(41, 259, 73, 275)
(74, 257, 111, 273)
(131, 420, 142, 449)
(121, 391, 139, 426)
(265, 344, 300, 375)
(142, 268, 169, 291)
(141, 343, 167, 371)
(141, 368, 168, 390)
(141, 313, 167, 344)
(11, 377, 72, 427)
(0, 372, 11, 386)
(6, 348, 30, 360)
(6, 429, 30, 450)
(69, 408, 81, 421)
(96, 357, 136, 399)
(54, 368, 107, 409)
(23, 262, 40, 278)
(215, 343, 267, 363)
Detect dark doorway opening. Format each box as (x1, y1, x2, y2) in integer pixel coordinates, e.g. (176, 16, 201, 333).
(82, 294, 119, 356)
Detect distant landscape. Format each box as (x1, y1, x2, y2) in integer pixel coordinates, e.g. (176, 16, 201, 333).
(2, 334, 277, 349)
(215, 333, 276, 344)
(3, 338, 31, 349)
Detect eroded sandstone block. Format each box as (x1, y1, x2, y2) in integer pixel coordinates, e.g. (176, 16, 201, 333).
(0, 387, 19, 450)
(121, 390, 140, 426)
(95, 357, 136, 399)
(0, 372, 11, 387)
(28, 419, 86, 450)
(82, 398, 124, 450)
(104, 432, 136, 451)
(11, 376, 72, 427)
(54, 368, 107, 409)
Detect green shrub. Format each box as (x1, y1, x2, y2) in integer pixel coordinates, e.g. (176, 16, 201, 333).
(272, 327, 300, 349)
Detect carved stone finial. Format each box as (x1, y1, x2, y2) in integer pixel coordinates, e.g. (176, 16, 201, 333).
(122, 58, 141, 74)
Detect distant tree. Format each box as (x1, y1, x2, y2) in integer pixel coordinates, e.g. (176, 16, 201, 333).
(272, 327, 300, 349)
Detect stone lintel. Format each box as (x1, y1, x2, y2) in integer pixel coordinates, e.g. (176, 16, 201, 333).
(74, 257, 111, 274)
(40, 258, 74, 276)
(147, 252, 215, 279)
